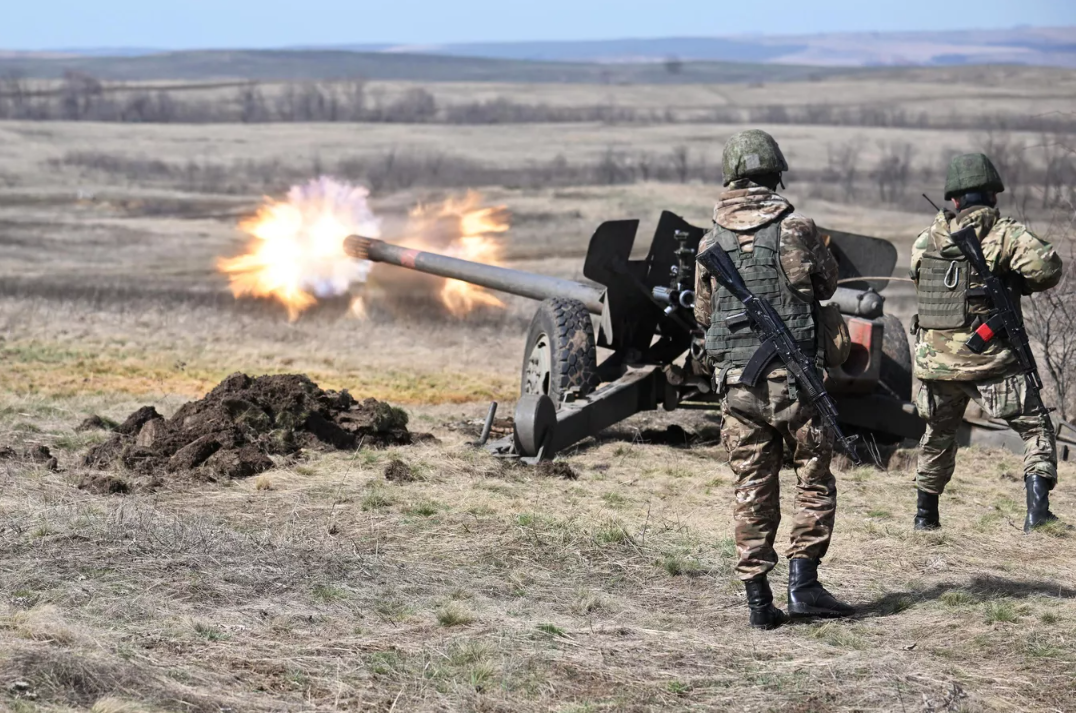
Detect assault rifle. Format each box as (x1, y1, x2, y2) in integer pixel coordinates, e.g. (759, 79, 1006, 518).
(697, 245, 863, 465)
(948, 225, 1047, 414)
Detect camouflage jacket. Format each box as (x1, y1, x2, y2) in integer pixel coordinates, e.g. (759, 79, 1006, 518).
(695, 182, 839, 379)
(910, 206, 1062, 381)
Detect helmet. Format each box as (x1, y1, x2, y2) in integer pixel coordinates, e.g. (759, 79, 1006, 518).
(944, 153, 1005, 200)
(722, 129, 789, 186)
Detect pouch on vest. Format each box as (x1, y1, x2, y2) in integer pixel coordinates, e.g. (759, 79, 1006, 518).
(916, 253, 970, 329)
(818, 303, 851, 367)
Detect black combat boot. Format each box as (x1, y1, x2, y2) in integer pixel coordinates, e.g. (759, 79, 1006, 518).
(787, 558, 855, 619)
(1024, 475, 1060, 533)
(914, 489, 941, 530)
(744, 576, 788, 630)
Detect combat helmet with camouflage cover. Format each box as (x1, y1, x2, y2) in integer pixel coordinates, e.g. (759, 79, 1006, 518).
(944, 153, 1005, 200)
(722, 129, 789, 186)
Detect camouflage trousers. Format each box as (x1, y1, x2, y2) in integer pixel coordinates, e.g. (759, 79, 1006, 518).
(916, 373, 1057, 494)
(721, 373, 837, 581)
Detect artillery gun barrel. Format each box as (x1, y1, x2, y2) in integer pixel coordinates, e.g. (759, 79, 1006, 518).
(344, 235, 606, 315)
(827, 287, 884, 320)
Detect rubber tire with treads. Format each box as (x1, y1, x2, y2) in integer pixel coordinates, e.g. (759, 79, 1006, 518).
(878, 314, 913, 401)
(520, 298, 598, 409)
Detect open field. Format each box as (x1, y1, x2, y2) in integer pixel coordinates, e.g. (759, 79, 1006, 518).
(1, 66, 1075, 711)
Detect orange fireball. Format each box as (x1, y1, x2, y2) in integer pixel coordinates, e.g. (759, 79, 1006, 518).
(218, 178, 379, 320)
(405, 192, 510, 317)
(218, 179, 511, 320)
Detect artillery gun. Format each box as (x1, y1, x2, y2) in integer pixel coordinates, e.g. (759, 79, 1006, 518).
(344, 212, 1076, 462)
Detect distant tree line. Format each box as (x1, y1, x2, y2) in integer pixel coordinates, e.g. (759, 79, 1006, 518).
(48, 131, 1075, 213)
(3, 71, 1076, 134)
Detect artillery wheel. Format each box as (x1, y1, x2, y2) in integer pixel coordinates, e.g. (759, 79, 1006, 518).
(520, 298, 598, 408)
(513, 393, 557, 459)
(878, 314, 913, 401)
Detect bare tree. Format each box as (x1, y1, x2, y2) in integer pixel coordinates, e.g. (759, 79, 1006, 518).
(670, 146, 690, 184)
(873, 141, 916, 203)
(826, 138, 864, 198)
(1027, 221, 1076, 420)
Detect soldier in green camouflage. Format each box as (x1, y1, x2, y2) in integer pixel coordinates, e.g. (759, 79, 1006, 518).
(911, 153, 1064, 532)
(696, 129, 854, 630)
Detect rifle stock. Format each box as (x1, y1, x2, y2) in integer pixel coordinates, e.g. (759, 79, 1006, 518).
(697, 246, 863, 465)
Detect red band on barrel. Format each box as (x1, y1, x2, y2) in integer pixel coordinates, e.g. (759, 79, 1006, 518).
(399, 250, 420, 269)
(975, 323, 996, 342)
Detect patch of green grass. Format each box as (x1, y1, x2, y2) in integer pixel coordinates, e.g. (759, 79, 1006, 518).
(974, 512, 1004, 531)
(866, 509, 891, 519)
(516, 512, 537, 527)
(311, 584, 348, 602)
(31, 524, 54, 538)
(810, 622, 866, 650)
(601, 492, 628, 508)
(1025, 633, 1064, 658)
(717, 537, 737, 559)
(876, 595, 913, 615)
(445, 639, 491, 666)
(192, 621, 229, 642)
(537, 623, 567, 638)
(594, 523, 629, 545)
(984, 600, 1020, 624)
(406, 500, 444, 517)
(848, 467, 873, 483)
(662, 465, 693, 479)
(53, 431, 107, 451)
(661, 554, 703, 577)
(667, 680, 692, 695)
(1040, 612, 1060, 624)
(468, 662, 496, 692)
(361, 489, 394, 511)
(374, 598, 413, 624)
(436, 603, 475, 627)
(1033, 520, 1072, 538)
(367, 650, 407, 677)
(993, 497, 1020, 515)
(940, 590, 976, 607)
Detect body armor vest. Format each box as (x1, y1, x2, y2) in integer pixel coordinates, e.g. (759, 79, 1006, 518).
(705, 219, 817, 369)
(916, 234, 993, 330)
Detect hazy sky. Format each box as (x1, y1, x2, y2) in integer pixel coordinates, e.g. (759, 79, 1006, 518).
(3, 0, 1074, 50)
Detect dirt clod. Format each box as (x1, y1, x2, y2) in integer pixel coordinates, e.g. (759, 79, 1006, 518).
(27, 445, 54, 463)
(535, 461, 579, 480)
(77, 474, 130, 495)
(384, 459, 416, 482)
(76, 415, 115, 432)
(82, 373, 413, 486)
(115, 406, 164, 435)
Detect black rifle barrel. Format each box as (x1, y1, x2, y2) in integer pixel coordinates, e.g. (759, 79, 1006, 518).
(344, 235, 606, 315)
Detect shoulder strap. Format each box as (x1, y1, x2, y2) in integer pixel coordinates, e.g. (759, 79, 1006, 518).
(715, 225, 740, 252)
(753, 219, 782, 254)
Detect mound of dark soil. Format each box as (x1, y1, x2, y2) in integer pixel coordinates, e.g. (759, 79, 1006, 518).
(82, 373, 412, 482)
(535, 461, 578, 480)
(76, 415, 116, 432)
(384, 458, 416, 482)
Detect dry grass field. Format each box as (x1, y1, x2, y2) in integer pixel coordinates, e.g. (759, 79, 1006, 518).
(1, 67, 1075, 712)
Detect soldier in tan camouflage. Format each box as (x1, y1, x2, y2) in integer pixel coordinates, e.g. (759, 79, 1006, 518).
(911, 153, 1064, 532)
(696, 129, 854, 630)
